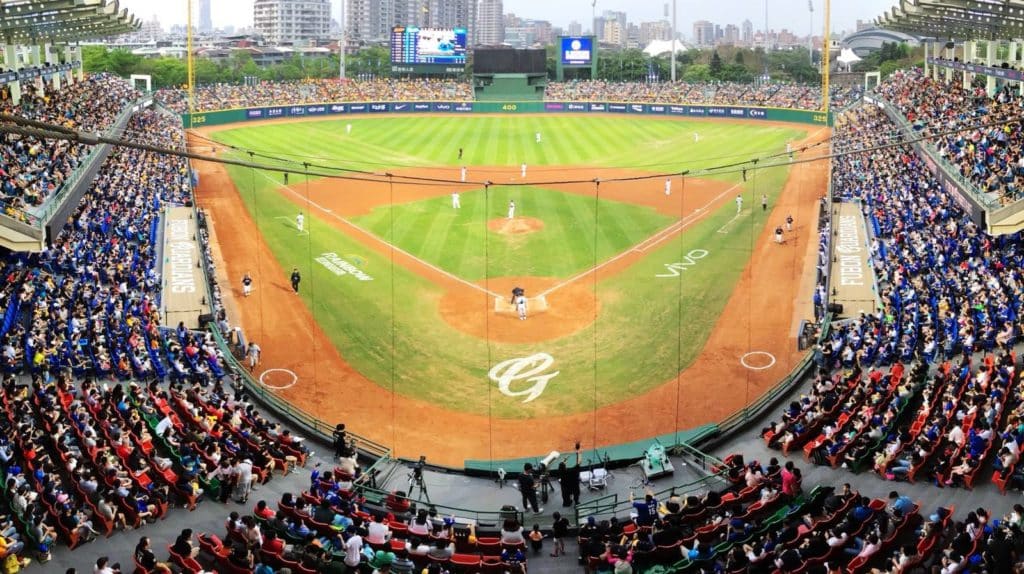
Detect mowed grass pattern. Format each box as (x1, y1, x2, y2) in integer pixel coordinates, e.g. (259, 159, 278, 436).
(352, 186, 675, 279)
(212, 115, 804, 173)
(211, 116, 806, 418)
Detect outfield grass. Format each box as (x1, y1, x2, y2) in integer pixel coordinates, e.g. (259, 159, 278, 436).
(211, 116, 803, 417)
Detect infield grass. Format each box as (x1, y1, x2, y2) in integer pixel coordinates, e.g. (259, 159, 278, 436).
(212, 115, 805, 418)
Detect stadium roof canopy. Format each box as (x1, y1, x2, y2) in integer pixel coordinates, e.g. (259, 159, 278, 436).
(876, 0, 1024, 40)
(0, 0, 140, 44)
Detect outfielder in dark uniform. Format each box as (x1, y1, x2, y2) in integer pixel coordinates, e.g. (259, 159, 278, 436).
(290, 268, 301, 293)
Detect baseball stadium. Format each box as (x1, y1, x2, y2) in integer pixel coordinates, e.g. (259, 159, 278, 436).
(2, 0, 1024, 573)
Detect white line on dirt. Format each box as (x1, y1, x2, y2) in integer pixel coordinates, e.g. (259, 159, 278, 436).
(536, 181, 744, 298)
(252, 170, 505, 298)
(715, 210, 744, 234)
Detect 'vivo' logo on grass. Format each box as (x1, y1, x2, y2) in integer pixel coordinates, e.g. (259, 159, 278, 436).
(656, 250, 710, 277)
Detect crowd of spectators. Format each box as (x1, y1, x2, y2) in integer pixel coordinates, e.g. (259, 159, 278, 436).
(155, 78, 474, 113)
(153, 78, 863, 114)
(544, 80, 862, 110)
(765, 101, 1024, 494)
(0, 73, 137, 221)
(876, 68, 1024, 204)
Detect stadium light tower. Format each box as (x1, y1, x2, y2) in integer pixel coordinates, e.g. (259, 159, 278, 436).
(339, 0, 346, 79)
(671, 0, 677, 82)
(808, 0, 814, 66)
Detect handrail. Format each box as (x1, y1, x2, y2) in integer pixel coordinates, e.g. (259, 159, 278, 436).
(355, 481, 524, 527)
(206, 326, 392, 461)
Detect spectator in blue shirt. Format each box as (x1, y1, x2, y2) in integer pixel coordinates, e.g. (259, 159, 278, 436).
(888, 491, 914, 517)
(630, 489, 658, 527)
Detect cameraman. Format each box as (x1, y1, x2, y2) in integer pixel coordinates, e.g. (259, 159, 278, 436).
(519, 463, 542, 514)
(332, 424, 348, 459)
(558, 444, 582, 507)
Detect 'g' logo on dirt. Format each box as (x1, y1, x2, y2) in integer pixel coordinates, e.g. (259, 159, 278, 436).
(488, 353, 560, 403)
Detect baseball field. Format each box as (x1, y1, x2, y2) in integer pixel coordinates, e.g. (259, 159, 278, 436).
(191, 114, 828, 466)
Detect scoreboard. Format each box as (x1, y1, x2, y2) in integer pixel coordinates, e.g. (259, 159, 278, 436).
(391, 26, 468, 66)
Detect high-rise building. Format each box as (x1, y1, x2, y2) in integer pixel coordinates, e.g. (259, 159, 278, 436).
(346, 0, 475, 44)
(602, 19, 624, 46)
(639, 20, 671, 45)
(723, 24, 739, 46)
(254, 0, 331, 44)
(741, 19, 753, 46)
(198, 0, 212, 33)
(567, 21, 582, 36)
(476, 0, 504, 45)
(692, 20, 715, 47)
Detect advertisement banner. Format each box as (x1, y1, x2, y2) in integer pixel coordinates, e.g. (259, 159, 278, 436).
(368, 103, 390, 113)
(412, 103, 432, 111)
(246, 109, 264, 119)
(688, 106, 706, 115)
(707, 107, 727, 116)
(305, 105, 327, 115)
(288, 106, 305, 116)
(566, 103, 589, 112)
(747, 108, 768, 119)
(667, 105, 687, 116)
(648, 105, 667, 114)
(433, 103, 453, 111)
(453, 103, 473, 112)
(265, 107, 286, 118)
(349, 104, 368, 113)
(545, 102, 566, 111)
(391, 103, 412, 112)
(328, 104, 347, 114)
(588, 103, 606, 112)
(629, 104, 645, 113)
(608, 103, 628, 112)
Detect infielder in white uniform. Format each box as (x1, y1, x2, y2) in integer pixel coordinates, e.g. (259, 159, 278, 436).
(242, 272, 253, 297)
(521, 163, 527, 178)
(296, 212, 304, 232)
(508, 200, 516, 219)
(346, 124, 352, 135)
(664, 178, 672, 196)
(694, 132, 700, 143)
(460, 166, 467, 183)
(452, 192, 461, 209)
(535, 131, 542, 143)
(516, 294, 527, 320)
(735, 194, 743, 214)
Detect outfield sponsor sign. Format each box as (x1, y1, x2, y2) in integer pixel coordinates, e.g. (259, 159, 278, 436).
(316, 253, 374, 281)
(185, 101, 831, 126)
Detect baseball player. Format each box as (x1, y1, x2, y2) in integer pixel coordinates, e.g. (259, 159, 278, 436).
(735, 194, 743, 214)
(535, 131, 542, 144)
(508, 200, 516, 219)
(460, 166, 467, 183)
(296, 212, 304, 232)
(664, 178, 672, 196)
(516, 293, 527, 321)
(786, 142, 793, 161)
(458, 147, 463, 160)
(786, 214, 794, 232)
(346, 124, 352, 135)
(693, 132, 700, 143)
(242, 272, 253, 297)
(521, 162, 527, 178)
(452, 191, 461, 209)
(246, 342, 261, 372)
(775, 225, 784, 244)
(290, 268, 301, 294)
(761, 194, 768, 211)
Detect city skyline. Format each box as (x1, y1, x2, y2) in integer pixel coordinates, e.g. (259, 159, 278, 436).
(119, 0, 894, 37)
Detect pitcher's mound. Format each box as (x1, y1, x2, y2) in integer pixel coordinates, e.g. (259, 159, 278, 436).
(488, 217, 544, 235)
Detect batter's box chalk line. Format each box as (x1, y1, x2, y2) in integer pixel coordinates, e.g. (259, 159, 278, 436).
(494, 295, 549, 315)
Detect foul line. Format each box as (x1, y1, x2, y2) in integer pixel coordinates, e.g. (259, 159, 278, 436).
(537, 181, 743, 298)
(716, 210, 744, 234)
(253, 171, 504, 298)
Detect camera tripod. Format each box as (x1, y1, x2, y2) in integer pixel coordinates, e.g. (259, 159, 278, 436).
(407, 469, 430, 502)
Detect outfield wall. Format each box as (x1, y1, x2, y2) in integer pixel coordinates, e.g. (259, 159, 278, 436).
(181, 101, 832, 128)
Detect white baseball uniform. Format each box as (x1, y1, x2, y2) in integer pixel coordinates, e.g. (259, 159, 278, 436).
(247, 343, 261, 369)
(694, 132, 700, 142)
(452, 192, 461, 209)
(346, 124, 352, 135)
(460, 166, 467, 182)
(521, 163, 527, 178)
(735, 195, 743, 213)
(516, 295, 527, 320)
(508, 200, 515, 219)
(664, 179, 672, 196)
(535, 132, 541, 143)
(296, 213, 304, 232)
(242, 274, 253, 297)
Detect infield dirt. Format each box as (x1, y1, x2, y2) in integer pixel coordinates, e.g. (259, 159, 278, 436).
(190, 125, 828, 467)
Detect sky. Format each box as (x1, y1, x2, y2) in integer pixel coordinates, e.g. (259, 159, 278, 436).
(119, 0, 895, 37)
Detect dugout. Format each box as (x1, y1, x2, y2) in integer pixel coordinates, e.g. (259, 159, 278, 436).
(472, 47, 547, 101)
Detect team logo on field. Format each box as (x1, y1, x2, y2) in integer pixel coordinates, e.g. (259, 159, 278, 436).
(488, 353, 559, 403)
